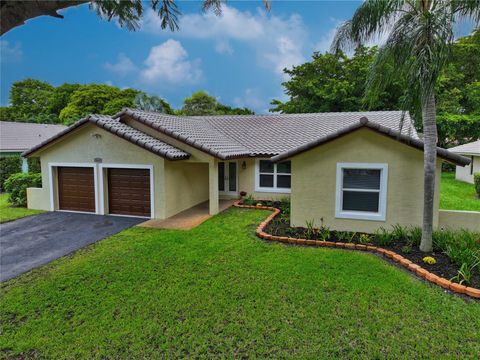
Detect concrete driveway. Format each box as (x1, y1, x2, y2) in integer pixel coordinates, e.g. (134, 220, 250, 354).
(0, 212, 144, 282)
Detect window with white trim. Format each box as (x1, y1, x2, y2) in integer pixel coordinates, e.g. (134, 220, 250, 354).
(335, 163, 388, 221)
(256, 159, 291, 193)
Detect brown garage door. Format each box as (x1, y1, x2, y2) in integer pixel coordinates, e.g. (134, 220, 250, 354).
(108, 168, 151, 217)
(58, 167, 95, 212)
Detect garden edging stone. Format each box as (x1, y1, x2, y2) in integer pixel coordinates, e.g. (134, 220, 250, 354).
(234, 200, 480, 299)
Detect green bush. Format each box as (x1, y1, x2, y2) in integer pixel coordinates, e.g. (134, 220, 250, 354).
(4, 172, 42, 207)
(27, 158, 41, 173)
(0, 156, 22, 191)
(474, 173, 480, 198)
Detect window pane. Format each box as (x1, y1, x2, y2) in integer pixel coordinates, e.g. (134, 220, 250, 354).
(277, 161, 291, 174)
(343, 191, 379, 212)
(277, 175, 291, 188)
(260, 174, 274, 187)
(343, 169, 381, 190)
(218, 162, 224, 191)
(228, 162, 237, 192)
(259, 160, 274, 173)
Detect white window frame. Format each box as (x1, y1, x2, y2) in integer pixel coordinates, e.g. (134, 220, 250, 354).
(335, 163, 388, 221)
(48, 162, 100, 214)
(255, 159, 291, 193)
(99, 163, 154, 219)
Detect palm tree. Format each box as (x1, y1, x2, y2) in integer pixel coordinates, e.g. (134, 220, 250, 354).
(332, 0, 479, 252)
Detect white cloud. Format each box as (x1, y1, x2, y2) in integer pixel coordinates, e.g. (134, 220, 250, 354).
(234, 88, 271, 113)
(141, 39, 202, 84)
(141, 6, 307, 77)
(1, 41, 22, 62)
(215, 39, 233, 55)
(104, 53, 137, 76)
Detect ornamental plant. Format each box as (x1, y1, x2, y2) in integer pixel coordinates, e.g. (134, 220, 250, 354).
(422, 256, 437, 265)
(474, 173, 480, 198)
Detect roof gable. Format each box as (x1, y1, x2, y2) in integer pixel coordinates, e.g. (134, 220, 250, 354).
(22, 115, 190, 160)
(271, 117, 470, 166)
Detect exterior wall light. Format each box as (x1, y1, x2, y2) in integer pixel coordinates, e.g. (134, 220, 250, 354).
(241, 161, 247, 170)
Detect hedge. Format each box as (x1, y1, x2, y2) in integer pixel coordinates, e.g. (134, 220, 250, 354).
(0, 156, 22, 192)
(4, 173, 42, 207)
(474, 173, 480, 198)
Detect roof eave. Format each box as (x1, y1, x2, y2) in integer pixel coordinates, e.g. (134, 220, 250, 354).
(271, 118, 471, 167)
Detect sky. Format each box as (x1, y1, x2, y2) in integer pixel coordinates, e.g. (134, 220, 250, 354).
(0, 1, 474, 113)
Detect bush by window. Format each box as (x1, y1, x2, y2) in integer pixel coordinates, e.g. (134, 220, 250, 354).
(0, 156, 22, 192)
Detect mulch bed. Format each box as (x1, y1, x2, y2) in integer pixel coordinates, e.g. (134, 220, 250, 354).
(252, 200, 480, 289)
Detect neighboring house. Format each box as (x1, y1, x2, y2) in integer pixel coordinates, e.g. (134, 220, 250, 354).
(23, 109, 470, 233)
(448, 140, 480, 184)
(0, 121, 66, 172)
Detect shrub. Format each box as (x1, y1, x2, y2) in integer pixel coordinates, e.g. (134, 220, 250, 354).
(3, 172, 42, 206)
(474, 173, 480, 198)
(0, 156, 22, 191)
(27, 158, 41, 173)
(374, 227, 395, 246)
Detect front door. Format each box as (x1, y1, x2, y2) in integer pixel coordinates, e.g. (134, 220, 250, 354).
(218, 161, 238, 195)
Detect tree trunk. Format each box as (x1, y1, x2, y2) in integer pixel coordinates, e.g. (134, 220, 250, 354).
(0, 1, 89, 36)
(419, 92, 437, 252)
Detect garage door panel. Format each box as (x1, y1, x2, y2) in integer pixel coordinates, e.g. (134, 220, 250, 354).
(58, 167, 95, 212)
(108, 168, 151, 217)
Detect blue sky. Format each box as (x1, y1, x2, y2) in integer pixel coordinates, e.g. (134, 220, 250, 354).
(0, 1, 363, 113)
(0, 1, 472, 113)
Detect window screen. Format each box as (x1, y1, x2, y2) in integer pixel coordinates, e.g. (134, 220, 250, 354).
(342, 168, 381, 213)
(257, 160, 291, 190)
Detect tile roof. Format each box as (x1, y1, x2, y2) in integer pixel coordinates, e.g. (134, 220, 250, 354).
(448, 140, 480, 156)
(115, 108, 251, 159)
(271, 117, 471, 166)
(0, 121, 66, 152)
(22, 115, 190, 160)
(202, 111, 419, 156)
(23, 109, 470, 166)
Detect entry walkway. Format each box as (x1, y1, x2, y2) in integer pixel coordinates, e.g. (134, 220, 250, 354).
(139, 200, 236, 230)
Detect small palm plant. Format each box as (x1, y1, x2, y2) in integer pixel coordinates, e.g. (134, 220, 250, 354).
(332, 0, 480, 252)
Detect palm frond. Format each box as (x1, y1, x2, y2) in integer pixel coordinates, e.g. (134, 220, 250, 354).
(331, 0, 405, 52)
(451, 0, 480, 26)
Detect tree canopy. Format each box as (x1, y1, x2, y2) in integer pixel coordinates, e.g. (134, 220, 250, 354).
(0, 79, 174, 125)
(272, 30, 480, 147)
(0, 0, 270, 36)
(178, 91, 254, 116)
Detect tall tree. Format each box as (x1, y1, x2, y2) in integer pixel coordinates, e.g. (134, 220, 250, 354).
(134, 92, 175, 114)
(0, 0, 270, 36)
(332, 0, 480, 252)
(7, 78, 57, 123)
(270, 46, 406, 113)
(178, 91, 254, 116)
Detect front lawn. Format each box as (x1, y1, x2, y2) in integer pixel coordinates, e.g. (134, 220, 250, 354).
(1, 208, 479, 358)
(0, 193, 44, 223)
(441, 172, 480, 211)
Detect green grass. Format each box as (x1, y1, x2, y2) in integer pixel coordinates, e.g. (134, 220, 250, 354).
(0, 193, 44, 223)
(1, 208, 480, 358)
(440, 172, 480, 211)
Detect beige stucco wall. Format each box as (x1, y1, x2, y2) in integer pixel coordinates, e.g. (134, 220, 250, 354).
(438, 209, 480, 232)
(290, 128, 441, 233)
(26, 187, 49, 210)
(164, 161, 209, 217)
(455, 155, 479, 184)
(28, 124, 166, 218)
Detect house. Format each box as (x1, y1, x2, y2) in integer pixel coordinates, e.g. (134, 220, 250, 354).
(0, 121, 66, 172)
(448, 140, 480, 184)
(23, 109, 471, 233)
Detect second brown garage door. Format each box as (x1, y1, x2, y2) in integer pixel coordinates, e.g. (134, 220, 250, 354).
(58, 167, 95, 212)
(107, 168, 151, 217)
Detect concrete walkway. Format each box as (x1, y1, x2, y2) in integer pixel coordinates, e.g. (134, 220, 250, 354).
(0, 212, 144, 281)
(139, 200, 236, 230)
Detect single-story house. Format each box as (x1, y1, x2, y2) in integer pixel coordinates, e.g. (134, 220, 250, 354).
(0, 121, 66, 172)
(448, 140, 480, 184)
(23, 109, 471, 233)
